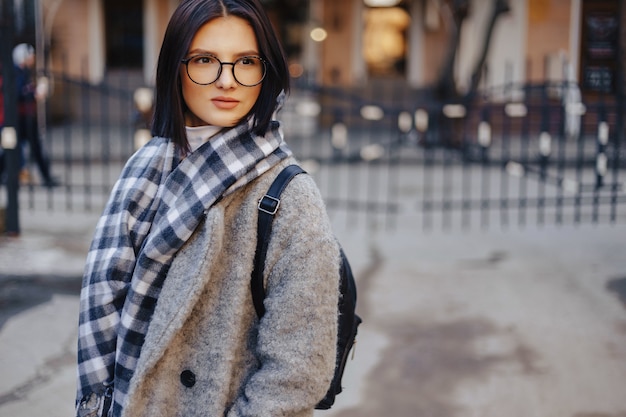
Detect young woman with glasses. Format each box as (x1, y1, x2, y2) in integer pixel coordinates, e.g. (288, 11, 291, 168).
(75, 1, 340, 416)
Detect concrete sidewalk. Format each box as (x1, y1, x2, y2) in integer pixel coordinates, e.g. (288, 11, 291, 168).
(332, 223, 626, 417)
(1, 207, 626, 417)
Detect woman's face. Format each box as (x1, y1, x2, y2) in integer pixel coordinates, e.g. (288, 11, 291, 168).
(181, 16, 263, 128)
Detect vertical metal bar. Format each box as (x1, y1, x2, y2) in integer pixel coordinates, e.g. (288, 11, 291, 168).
(592, 97, 607, 223)
(62, 54, 73, 211)
(25, 83, 35, 208)
(555, 89, 567, 226)
(367, 94, 380, 228)
(478, 63, 493, 230)
(612, 103, 623, 223)
(1, 0, 20, 235)
(381, 99, 394, 230)
(386, 117, 401, 231)
(611, 1, 624, 223)
(422, 107, 433, 231)
(611, 10, 624, 223)
(574, 108, 585, 224)
(363, 98, 376, 229)
(330, 107, 346, 224)
(518, 91, 530, 227)
(441, 110, 452, 231)
(500, 62, 515, 229)
(500, 102, 511, 228)
(461, 105, 471, 230)
(537, 81, 550, 226)
(346, 100, 358, 229)
(44, 71, 53, 210)
(595, 121, 608, 190)
(121, 68, 135, 164)
(101, 70, 111, 200)
(328, 107, 345, 220)
(34, 0, 52, 211)
(479, 106, 492, 229)
(39, 83, 54, 205)
(81, 58, 92, 211)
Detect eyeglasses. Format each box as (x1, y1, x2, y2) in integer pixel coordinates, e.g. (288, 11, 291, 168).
(181, 54, 267, 87)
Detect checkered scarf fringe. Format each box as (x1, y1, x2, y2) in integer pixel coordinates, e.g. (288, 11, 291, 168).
(76, 119, 291, 415)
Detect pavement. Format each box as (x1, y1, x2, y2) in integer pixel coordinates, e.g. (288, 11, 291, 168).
(1, 206, 626, 417)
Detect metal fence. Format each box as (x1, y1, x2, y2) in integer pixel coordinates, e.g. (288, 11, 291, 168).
(284, 79, 625, 230)
(2, 71, 624, 231)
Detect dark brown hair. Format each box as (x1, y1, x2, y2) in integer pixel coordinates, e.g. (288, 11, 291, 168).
(151, 0, 290, 153)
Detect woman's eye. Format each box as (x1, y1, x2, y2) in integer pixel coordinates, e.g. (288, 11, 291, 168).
(192, 55, 216, 65)
(240, 57, 256, 66)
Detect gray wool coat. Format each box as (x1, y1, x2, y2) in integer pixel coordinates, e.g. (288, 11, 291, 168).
(120, 160, 340, 417)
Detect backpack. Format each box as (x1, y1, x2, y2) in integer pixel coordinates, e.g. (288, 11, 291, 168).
(251, 164, 362, 410)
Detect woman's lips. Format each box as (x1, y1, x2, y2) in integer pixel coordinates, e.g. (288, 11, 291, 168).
(212, 97, 239, 110)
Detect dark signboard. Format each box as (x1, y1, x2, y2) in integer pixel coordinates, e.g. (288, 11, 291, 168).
(581, 6, 619, 93)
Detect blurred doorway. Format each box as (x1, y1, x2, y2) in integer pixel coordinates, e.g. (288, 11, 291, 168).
(362, 3, 410, 78)
(105, 0, 144, 69)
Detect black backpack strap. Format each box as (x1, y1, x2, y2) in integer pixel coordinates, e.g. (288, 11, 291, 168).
(251, 164, 306, 318)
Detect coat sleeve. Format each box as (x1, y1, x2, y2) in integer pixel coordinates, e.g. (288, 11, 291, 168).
(227, 175, 340, 417)
(75, 141, 170, 408)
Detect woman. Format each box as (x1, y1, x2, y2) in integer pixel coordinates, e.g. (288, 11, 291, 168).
(75, 1, 340, 416)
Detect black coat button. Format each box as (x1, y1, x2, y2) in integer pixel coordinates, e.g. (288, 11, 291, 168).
(180, 370, 196, 388)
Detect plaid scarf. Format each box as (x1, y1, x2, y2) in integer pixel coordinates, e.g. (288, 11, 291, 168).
(76, 119, 291, 415)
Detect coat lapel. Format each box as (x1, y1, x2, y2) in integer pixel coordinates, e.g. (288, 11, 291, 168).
(128, 208, 225, 387)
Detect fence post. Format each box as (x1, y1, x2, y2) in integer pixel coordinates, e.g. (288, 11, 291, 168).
(1, 0, 21, 236)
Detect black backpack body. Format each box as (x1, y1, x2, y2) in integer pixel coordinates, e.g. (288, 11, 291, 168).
(251, 164, 362, 410)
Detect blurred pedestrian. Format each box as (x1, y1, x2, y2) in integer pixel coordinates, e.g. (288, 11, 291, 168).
(0, 69, 4, 182)
(75, 1, 340, 416)
(13, 43, 58, 187)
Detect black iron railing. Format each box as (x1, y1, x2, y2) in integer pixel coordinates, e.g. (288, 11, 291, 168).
(2, 72, 624, 231)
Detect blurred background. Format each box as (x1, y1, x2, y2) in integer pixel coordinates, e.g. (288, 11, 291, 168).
(1, 1, 626, 416)
(0, 0, 624, 230)
(1, 0, 624, 230)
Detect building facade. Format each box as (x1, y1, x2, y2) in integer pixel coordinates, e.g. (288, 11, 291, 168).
(311, 0, 623, 97)
(13, 0, 626, 98)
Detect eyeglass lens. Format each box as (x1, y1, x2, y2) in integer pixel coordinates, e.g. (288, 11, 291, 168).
(185, 55, 265, 86)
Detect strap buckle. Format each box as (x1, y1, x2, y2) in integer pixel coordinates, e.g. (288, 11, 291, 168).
(258, 195, 280, 215)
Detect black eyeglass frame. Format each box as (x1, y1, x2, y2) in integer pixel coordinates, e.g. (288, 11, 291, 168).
(180, 54, 267, 87)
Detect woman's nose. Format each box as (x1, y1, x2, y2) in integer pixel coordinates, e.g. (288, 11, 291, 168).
(215, 65, 237, 89)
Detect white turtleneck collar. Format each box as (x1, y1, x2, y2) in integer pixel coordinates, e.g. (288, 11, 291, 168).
(185, 125, 222, 152)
